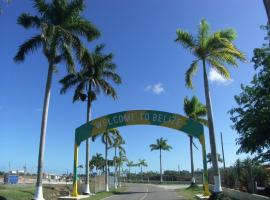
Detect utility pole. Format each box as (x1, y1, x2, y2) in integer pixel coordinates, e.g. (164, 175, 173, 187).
(220, 132, 227, 186)
(220, 132, 226, 170)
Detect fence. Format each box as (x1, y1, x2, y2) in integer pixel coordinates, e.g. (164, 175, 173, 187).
(209, 185, 270, 200)
(78, 175, 116, 193)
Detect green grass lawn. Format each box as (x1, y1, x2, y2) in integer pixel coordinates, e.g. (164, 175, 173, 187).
(176, 185, 205, 200)
(0, 185, 35, 200)
(0, 184, 127, 200)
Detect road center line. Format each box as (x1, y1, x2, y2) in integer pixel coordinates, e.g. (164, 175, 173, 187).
(138, 186, 149, 200)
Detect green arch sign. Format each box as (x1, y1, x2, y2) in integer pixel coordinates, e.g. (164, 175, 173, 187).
(72, 110, 210, 196)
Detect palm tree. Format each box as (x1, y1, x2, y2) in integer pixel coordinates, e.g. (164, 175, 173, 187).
(93, 129, 120, 192)
(59, 44, 121, 194)
(116, 149, 127, 187)
(150, 137, 172, 183)
(78, 165, 84, 175)
(111, 134, 125, 189)
(126, 160, 134, 176)
(14, 1, 100, 199)
(183, 96, 208, 186)
(138, 159, 148, 182)
(175, 19, 246, 193)
(90, 153, 105, 175)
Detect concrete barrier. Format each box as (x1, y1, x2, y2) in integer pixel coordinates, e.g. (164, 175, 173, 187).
(209, 185, 270, 200)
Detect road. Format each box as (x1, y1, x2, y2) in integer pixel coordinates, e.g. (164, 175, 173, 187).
(106, 184, 186, 200)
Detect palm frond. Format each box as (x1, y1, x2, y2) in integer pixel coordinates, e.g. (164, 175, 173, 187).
(175, 30, 195, 49)
(98, 79, 118, 99)
(211, 47, 246, 63)
(33, 0, 50, 15)
(66, 0, 84, 16)
(102, 71, 122, 84)
(218, 29, 237, 41)
(198, 19, 210, 46)
(61, 44, 75, 73)
(175, 19, 246, 90)
(150, 144, 158, 151)
(14, 35, 43, 62)
(67, 19, 100, 41)
(59, 73, 78, 94)
(209, 52, 238, 67)
(17, 13, 41, 29)
(73, 81, 86, 102)
(207, 59, 231, 80)
(185, 60, 199, 88)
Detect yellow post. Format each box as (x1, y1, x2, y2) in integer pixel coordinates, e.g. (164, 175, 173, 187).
(72, 143, 79, 197)
(200, 134, 211, 196)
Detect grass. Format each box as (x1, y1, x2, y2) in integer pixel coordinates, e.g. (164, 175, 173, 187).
(176, 185, 205, 200)
(0, 185, 35, 200)
(0, 184, 127, 200)
(85, 187, 127, 200)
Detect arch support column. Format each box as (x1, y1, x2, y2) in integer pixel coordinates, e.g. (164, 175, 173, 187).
(72, 142, 79, 197)
(200, 135, 211, 196)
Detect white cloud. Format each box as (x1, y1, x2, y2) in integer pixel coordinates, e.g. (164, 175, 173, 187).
(144, 82, 165, 95)
(209, 68, 234, 85)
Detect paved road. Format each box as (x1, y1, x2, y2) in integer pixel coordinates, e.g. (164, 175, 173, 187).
(106, 184, 185, 200)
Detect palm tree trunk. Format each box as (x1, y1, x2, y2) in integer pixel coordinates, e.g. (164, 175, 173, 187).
(189, 136, 195, 185)
(160, 148, 163, 183)
(114, 147, 117, 189)
(84, 97, 91, 194)
(202, 60, 222, 193)
(264, 0, 270, 23)
(263, 0, 270, 45)
(105, 138, 109, 192)
(34, 63, 54, 200)
(118, 163, 121, 187)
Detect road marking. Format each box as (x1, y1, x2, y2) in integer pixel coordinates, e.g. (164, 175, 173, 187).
(138, 186, 148, 200)
(101, 195, 119, 200)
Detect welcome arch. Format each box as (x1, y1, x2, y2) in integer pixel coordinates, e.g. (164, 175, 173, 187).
(72, 110, 210, 196)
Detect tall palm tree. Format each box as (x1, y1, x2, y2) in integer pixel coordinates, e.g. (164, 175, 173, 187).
(93, 128, 120, 192)
(150, 137, 172, 183)
(111, 134, 125, 189)
(14, 1, 100, 199)
(183, 96, 208, 186)
(126, 160, 134, 175)
(137, 159, 148, 181)
(59, 44, 121, 194)
(116, 149, 127, 187)
(175, 19, 246, 193)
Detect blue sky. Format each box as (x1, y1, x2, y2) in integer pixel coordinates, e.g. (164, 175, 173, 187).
(0, 0, 266, 174)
